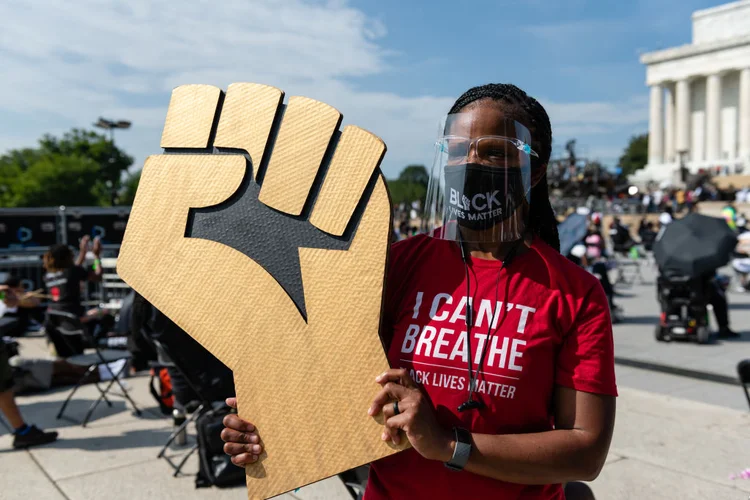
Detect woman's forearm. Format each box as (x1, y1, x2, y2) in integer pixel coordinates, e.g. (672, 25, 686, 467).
(458, 428, 608, 485)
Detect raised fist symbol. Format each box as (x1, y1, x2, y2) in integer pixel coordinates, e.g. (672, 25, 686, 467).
(117, 83, 396, 499)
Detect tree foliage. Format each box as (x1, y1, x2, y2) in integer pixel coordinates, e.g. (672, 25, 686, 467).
(386, 164, 429, 205)
(618, 134, 648, 177)
(0, 129, 134, 207)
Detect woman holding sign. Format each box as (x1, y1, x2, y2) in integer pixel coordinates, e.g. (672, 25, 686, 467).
(222, 84, 616, 499)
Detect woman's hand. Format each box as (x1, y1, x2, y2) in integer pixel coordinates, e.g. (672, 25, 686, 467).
(368, 368, 453, 462)
(92, 236, 102, 258)
(221, 397, 263, 466)
(79, 235, 91, 255)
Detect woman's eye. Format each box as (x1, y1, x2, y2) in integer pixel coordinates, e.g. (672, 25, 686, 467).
(486, 149, 507, 158)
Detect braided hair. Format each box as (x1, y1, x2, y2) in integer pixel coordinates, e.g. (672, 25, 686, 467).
(448, 83, 560, 252)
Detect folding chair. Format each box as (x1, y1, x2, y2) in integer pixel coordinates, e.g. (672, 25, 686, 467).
(738, 359, 750, 410)
(139, 327, 217, 476)
(46, 309, 141, 426)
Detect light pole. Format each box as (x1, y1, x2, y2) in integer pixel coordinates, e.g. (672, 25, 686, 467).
(94, 117, 131, 206)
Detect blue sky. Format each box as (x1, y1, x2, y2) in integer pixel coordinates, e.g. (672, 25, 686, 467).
(0, 0, 728, 178)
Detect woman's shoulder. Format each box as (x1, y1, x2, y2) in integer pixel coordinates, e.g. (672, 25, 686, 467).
(389, 233, 454, 273)
(530, 239, 600, 293)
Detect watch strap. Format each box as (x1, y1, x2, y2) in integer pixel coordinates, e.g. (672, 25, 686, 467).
(444, 427, 472, 471)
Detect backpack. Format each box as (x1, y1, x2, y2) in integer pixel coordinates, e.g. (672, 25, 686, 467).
(149, 367, 174, 415)
(195, 405, 247, 488)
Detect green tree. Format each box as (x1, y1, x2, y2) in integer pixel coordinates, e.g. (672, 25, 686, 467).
(120, 169, 142, 206)
(618, 134, 648, 177)
(0, 129, 134, 207)
(397, 164, 429, 187)
(386, 164, 429, 205)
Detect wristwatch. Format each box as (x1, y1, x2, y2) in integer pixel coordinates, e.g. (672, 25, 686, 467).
(444, 427, 472, 471)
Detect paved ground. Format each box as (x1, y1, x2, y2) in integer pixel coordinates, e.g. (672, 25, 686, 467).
(610, 262, 750, 410)
(2, 267, 750, 499)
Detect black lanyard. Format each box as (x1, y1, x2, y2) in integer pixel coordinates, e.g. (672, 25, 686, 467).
(457, 240, 518, 412)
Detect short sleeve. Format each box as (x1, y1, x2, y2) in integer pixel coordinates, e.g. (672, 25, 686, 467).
(556, 282, 617, 396)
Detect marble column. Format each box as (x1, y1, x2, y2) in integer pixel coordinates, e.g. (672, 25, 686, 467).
(648, 84, 663, 165)
(664, 84, 676, 163)
(740, 67, 750, 160)
(705, 73, 722, 162)
(675, 79, 691, 157)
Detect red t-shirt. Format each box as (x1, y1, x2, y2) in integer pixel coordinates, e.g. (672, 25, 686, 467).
(365, 234, 617, 499)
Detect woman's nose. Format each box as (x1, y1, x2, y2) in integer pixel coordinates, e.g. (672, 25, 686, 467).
(466, 143, 481, 163)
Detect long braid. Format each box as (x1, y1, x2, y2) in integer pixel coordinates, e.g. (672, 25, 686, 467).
(449, 84, 560, 252)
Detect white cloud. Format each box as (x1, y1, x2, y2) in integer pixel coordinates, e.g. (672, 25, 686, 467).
(0, 0, 648, 177)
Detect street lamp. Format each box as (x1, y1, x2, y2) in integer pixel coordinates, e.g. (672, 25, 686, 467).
(94, 117, 131, 206)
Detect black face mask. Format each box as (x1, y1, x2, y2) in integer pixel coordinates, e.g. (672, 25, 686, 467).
(443, 163, 526, 231)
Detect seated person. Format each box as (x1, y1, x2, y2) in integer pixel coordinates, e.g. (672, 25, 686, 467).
(131, 293, 234, 407)
(42, 236, 112, 357)
(5, 340, 100, 394)
(0, 339, 58, 448)
(1, 277, 45, 336)
(568, 244, 618, 318)
(637, 220, 657, 252)
(608, 217, 633, 254)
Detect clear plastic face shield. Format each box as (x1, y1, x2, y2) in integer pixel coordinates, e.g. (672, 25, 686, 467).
(422, 113, 536, 243)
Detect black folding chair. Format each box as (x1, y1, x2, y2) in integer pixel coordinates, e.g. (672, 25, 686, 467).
(46, 309, 141, 426)
(738, 359, 750, 410)
(139, 327, 217, 476)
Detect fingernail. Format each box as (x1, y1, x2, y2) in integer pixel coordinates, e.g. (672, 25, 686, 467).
(368, 406, 374, 415)
(252, 445, 261, 453)
(381, 432, 387, 441)
(251, 455, 259, 462)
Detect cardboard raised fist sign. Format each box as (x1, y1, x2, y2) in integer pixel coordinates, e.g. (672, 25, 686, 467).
(117, 83, 399, 499)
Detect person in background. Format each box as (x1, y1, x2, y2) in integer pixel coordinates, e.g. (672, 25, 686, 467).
(1, 277, 43, 336)
(723, 202, 738, 233)
(637, 219, 657, 252)
(43, 236, 109, 357)
(733, 229, 750, 293)
(658, 205, 673, 229)
(736, 186, 749, 204)
(0, 340, 58, 448)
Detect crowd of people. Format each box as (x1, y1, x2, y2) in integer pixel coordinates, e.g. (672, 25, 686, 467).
(562, 201, 749, 341)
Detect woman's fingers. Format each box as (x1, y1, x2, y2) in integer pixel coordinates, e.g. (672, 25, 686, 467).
(223, 441, 263, 456)
(380, 399, 408, 420)
(225, 397, 238, 409)
(223, 413, 255, 433)
(368, 382, 409, 416)
(378, 399, 408, 443)
(384, 413, 410, 445)
(220, 426, 259, 444)
(230, 453, 259, 466)
(375, 368, 416, 388)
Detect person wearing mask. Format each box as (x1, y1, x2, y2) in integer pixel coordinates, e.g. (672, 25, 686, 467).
(221, 83, 615, 499)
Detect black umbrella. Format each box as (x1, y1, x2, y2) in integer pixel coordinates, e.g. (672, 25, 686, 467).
(653, 213, 737, 277)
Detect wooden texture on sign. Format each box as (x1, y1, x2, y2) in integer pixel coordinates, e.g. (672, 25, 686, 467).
(117, 83, 402, 500)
